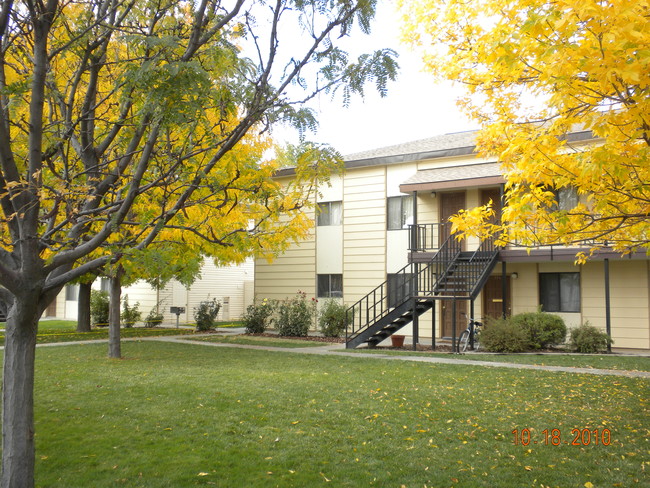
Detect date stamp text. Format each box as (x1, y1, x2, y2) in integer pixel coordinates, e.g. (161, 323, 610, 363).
(512, 428, 611, 446)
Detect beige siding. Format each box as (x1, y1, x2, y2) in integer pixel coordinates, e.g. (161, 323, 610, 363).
(184, 259, 254, 322)
(386, 229, 409, 273)
(53, 260, 254, 325)
(120, 282, 159, 323)
(417, 154, 493, 171)
(582, 260, 650, 349)
(416, 192, 438, 227)
(343, 166, 386, 304)
(509, 263, 540, 315)
(255, 237, 316, 302)
(119, 259, 254, 325)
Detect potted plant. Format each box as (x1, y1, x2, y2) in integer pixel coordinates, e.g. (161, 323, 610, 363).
(391, 334, 405, 347)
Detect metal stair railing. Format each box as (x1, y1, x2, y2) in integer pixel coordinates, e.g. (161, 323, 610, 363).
(445, 234, 499, 297)
(345, 231, 462, 344)
(409, 223, 448, 252)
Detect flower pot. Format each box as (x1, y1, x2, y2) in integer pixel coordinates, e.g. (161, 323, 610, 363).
(391, 335, 405, 347)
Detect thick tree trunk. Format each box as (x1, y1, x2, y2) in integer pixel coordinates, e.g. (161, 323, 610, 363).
(1, 299, 39, 488)
(108, 270, 122, 359)
(76, 282, 92, 332)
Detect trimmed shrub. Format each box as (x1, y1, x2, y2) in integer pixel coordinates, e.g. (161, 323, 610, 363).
(479, 317, 529, 353)
(276, 292, 314, 337)
(144, 308, 164, 328)
(194, 298, 221, 331)
(243, 299, 275, 334)
(121, 295, 142, 328)
(90, 290, 109, 327)
(570, 323, 613, 353)
(511, 311, 567, 349)
(318, 300, 350, 338)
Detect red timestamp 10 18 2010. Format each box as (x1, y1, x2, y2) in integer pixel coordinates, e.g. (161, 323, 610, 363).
(512, 428, 612, 446)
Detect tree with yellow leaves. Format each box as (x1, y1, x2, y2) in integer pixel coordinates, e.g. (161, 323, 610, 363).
(0, 1, 398, 485)
(400, 0, 649, 259)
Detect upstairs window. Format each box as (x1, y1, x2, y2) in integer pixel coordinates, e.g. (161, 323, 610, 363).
(387, 195, 413, 230)
(317, 274, 343, 298)
(317, 201, 342, 226)
(539, 272, 580, 313)
(553, 187, 579, 212)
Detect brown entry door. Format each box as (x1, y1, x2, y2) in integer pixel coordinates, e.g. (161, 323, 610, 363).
(482, 275, 512, 319)
(441, 300, 467, 338)
(439, 191, 466, 248)
(480, 188, 502, 224)
(439, 191, 467, 337)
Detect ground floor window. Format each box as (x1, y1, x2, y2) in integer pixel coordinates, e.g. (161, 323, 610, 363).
(539, 272, 580, 313)
(100, 277, 110, 293)
(65, 284, 79, 301)
(317, 274, 343, 298)
(387, 273, 414, 308)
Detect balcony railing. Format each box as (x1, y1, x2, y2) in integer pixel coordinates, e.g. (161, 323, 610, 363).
(409, 223, 453, 252)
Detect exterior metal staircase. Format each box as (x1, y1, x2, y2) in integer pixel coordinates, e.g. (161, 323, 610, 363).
(345, 233, 499, 349)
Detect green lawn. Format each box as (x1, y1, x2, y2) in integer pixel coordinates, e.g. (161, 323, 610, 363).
(32, 341, 648, 487)
(342, 348, 650, 372)
(0, 320, 235, 345)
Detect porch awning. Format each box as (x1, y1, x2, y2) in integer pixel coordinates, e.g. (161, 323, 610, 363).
(399, 162, 505, 192)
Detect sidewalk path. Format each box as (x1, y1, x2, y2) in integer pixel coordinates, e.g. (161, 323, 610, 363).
(15, 328, 648, 379)
(152, 335, 650, 379)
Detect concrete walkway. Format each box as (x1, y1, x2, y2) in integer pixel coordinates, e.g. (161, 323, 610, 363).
(151, 330, 650, 379)
(22, 327, 650, 379)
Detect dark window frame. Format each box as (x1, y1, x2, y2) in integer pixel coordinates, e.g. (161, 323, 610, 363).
(317, 201, 342, 226)
(65, 284, 79, 301)
(539, 272, 581, 313)
(387, 195, 413, 230)
(387, 273, 415, 308)
(552, 186, 579, 212)
(317, 274, 343, 298)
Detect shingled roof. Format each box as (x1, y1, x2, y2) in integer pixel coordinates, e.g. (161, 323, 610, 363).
(344, 130, 478, 167)
(273, 128, 594, 177)
(400, 162, 505, 192)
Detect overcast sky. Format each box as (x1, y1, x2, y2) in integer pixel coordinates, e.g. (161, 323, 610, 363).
(274, 2, 477, 156)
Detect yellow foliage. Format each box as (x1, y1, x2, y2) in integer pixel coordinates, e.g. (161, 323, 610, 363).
(401, 0, 650, 256)
(0, 1, 343, 278)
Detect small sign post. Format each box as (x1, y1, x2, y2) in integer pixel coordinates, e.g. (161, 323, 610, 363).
(170, 307, 185, 329)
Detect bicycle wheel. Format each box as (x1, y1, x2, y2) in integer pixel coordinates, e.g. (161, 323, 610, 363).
(459, 330, 470, 352)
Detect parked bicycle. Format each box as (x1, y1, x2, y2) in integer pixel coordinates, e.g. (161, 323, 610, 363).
(458, 315, 482, 352)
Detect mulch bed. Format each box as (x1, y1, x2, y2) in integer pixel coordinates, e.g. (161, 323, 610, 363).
(245, 333, 456, 351)
(246, 333, 346, 344)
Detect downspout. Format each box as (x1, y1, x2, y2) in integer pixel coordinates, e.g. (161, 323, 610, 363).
(604, 258, 612, 353)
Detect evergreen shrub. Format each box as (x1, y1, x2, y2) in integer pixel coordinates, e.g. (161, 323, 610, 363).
(511, 310, 567, 349)
(90, 290, 109, 327)
(144, 308, 164, 328)
(194, 298, 221, 331)
(121, 295, 142, 328)
(318, 299, 350, 338)
(276, 291, 314, 337)
(569, 323, 613, 353)
(243, 299, 275, 334)
(479, 317, 529, 353)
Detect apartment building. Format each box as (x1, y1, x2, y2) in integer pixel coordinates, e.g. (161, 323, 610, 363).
(255, 131, 649, 350)
(46, 259, 254, 325)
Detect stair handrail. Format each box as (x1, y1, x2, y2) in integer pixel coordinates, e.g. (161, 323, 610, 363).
(467, 232, 499, 264)
(346, 229, 462, 343)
